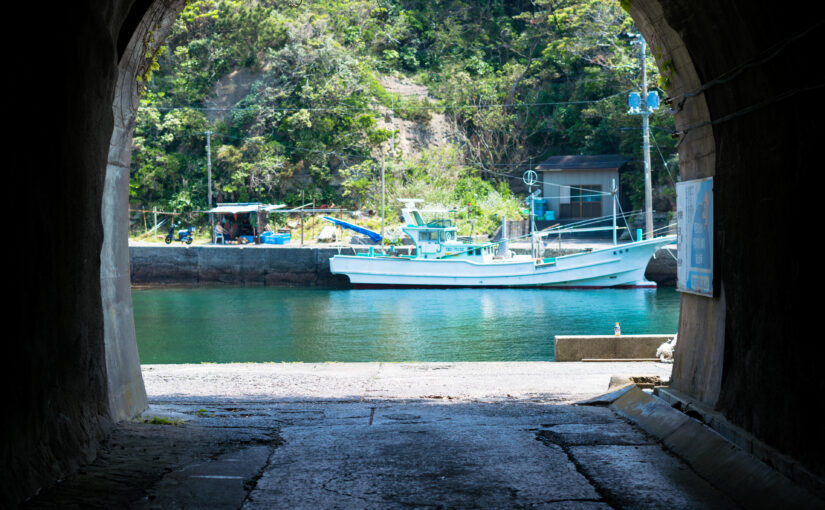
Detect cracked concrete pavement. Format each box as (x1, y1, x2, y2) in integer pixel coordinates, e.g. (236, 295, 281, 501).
(24, 362, 746, 509)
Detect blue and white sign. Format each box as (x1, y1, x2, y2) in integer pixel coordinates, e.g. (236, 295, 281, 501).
(627, 91, 659, 114)
(676, 177, 713, 296)
(646, 90, 659, 110)
(628, 92, 641, 113)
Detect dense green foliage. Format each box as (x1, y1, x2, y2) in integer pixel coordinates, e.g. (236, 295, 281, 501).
(131, 0, 677, 235)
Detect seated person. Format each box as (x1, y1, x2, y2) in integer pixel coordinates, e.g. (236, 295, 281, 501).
(214, 223, 228, 242)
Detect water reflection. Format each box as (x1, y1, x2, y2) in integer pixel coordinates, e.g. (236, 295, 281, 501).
(133, 287, 680, 363)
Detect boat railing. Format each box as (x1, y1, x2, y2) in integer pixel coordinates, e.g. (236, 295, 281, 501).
(350, 245, 415, 257)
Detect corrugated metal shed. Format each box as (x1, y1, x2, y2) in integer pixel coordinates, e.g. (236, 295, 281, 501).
(535, 154, 629, 171)
(537, 155, 628, 220)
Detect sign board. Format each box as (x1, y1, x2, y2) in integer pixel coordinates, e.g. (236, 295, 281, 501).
(676, 177, 714, 296)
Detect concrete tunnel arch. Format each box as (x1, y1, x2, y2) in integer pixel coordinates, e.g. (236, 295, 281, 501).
(4, 1, 822, 506)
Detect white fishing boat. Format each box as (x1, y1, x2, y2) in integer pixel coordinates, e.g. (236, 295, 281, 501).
(329, 199, 674, 288)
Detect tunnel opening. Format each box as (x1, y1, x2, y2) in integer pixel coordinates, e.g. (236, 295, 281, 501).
(120, 1, 682, 365)
(5, 1, 823, 506)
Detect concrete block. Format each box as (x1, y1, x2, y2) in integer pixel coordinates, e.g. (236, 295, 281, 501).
(554, 334, 675, 361)
(610, 387, 823, 509)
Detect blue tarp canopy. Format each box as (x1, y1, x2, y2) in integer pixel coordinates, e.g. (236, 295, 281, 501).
(322, 216, 382, 243)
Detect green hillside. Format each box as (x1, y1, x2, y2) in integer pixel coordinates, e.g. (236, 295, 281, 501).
(131, 0, 677, 237)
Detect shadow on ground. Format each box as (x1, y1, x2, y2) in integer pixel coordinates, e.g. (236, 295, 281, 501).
(24, 397, 739, 509)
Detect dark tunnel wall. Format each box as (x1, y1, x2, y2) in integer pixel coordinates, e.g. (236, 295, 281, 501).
(2, 1, 822, 506)
(689, 4, 821, 475)
(3, 1, 181, 506)
(630, 0, 823, 478)
(5, 3, 121, 506)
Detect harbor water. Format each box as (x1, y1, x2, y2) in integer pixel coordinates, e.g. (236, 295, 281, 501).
(133, 287, 680, 363)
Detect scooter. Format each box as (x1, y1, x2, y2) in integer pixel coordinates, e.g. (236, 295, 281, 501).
(165, 223, 195, 245)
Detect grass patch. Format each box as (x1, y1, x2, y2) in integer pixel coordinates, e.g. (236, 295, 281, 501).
(140, 416, 185, 425)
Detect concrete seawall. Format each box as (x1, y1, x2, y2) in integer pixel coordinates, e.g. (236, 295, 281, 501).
(130, 245, 352, 286)
(129, 245, 676, 286)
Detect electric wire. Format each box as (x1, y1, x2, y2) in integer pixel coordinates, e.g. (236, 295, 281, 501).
(670, 20, 823, 112)
(140, 88, 632, 114)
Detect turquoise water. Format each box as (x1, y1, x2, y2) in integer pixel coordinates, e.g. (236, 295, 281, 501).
(133, 287, 680, 363)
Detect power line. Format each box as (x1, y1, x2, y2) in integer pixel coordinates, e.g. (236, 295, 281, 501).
(139, 89, 632, 114)
(674, 82, 825, 142)
(670, 20, 823, 113)
(206, 131, 375, 161)
(649, 130, 676, 185)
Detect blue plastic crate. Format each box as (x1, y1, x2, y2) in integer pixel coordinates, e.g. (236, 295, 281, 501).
(262, 232, 290, 245)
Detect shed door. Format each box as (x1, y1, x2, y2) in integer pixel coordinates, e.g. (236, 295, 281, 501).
(561, 184, 602, 218)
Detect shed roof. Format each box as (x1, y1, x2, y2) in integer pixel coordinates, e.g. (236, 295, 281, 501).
(209, 203, 286, 214)
(535, 154, 628, 171)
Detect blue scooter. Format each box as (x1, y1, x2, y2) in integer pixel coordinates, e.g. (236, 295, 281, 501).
(165, 223, 195, 245)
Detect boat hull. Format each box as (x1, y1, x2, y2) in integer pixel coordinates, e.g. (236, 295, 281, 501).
(330, 237, 674, 288)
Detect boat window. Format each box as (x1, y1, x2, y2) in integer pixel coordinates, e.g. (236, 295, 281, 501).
(427, 219, 453, 228)
(420, 230, 438, 241)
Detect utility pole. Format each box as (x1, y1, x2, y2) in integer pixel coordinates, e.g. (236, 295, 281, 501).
(300, 190, 305, 246)
(639, 37, 654, 240)
(380, 156, 385, 239)
(206, 130, 214, 243)
(385, 94, 395, 243)
(627, 35, 658, 240)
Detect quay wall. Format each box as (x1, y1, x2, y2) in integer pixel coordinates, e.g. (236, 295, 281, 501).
(129, 245, 676, 286)
(130, 245, 351, 286)
(555, 334, 676, 362)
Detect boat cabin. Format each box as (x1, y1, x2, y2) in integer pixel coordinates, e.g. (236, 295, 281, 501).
(399, 199, 494, 261)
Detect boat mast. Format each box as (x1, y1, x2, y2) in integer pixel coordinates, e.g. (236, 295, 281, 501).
(612, 178, 617, 246)
(523, 170, 539, 259)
